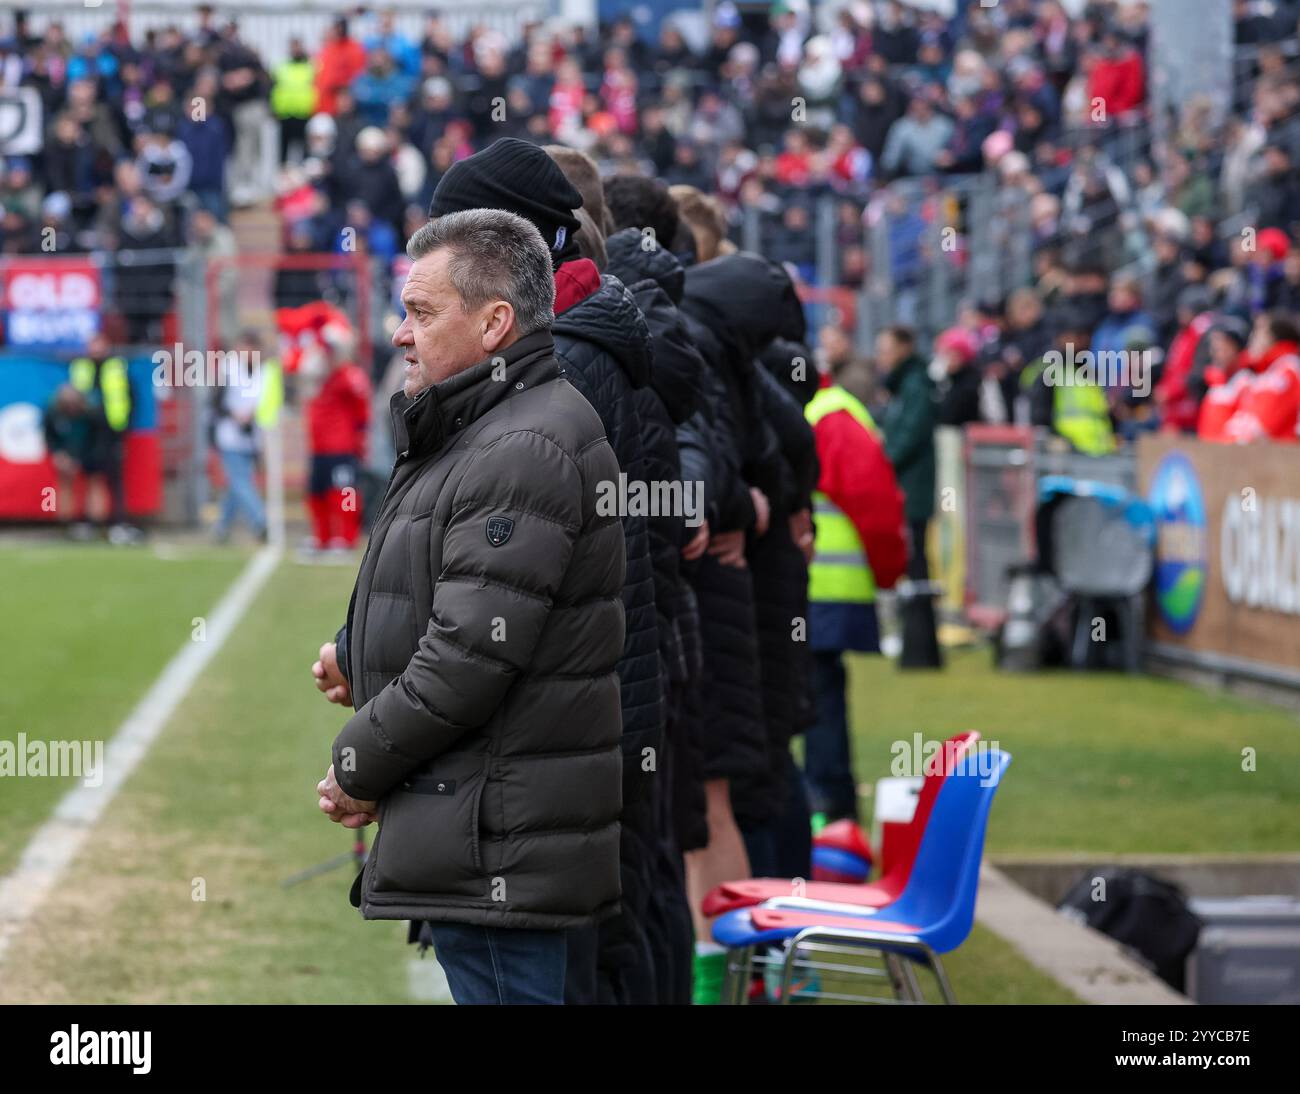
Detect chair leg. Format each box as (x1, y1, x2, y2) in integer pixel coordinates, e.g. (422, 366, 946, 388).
(898, 956, 926, 1002)
(738, 946, 756, 1005)
(720, 945, 748, 1005)
(778, 939, 801, 1005)
(883, 952, 911, 1001)
(926, 950, 959, 1005)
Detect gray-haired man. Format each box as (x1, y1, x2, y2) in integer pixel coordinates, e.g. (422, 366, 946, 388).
(314, 208, 626, 1004)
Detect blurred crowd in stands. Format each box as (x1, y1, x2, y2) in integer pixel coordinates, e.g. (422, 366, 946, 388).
(4, 0, 1300, 443)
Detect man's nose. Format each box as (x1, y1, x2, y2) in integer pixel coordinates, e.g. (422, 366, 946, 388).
(393, 317, 412, 348)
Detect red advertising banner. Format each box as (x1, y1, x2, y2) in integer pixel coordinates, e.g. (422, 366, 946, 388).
(2, 259, 101, 349)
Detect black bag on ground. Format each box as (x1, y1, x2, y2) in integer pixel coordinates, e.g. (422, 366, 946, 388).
(1057, 867, 1202, 992)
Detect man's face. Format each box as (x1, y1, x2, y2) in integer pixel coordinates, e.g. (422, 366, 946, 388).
(875, 332, 902, 371)
(394, 248, 518, 399)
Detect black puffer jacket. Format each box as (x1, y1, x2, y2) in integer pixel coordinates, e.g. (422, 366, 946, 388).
(733, 343, 819, 824)
(680, 255, 810, 826)
(674, 279, 765, 798)
(604, 229, 705, 686)
(551, 273, 662, 799)
(334, 330, 626, 929)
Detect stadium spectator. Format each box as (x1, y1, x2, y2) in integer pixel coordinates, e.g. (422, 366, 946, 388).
(43, 384, 101, 537)
(216, 24, 271, 207)
(314, 17, 366, 117)
(115, 194, 179, 344)
(1199, 311, 1300, 443)
(874, 325, 936, 578)
(352, 48, 414, 127)
(65, 330, 135, 541)
(1026, 316, 1118, 455)
(803, 367, 906, 824)
(271, 38, 318, 164)
(212, 331, 271, 543)
(188, 207, 238, 338)
(880, 94, 955, 178)
(178, 85, 232, 220)
(303, 321, 370, 551)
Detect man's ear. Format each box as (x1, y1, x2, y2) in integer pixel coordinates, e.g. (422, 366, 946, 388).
(481, 301, 516, 354)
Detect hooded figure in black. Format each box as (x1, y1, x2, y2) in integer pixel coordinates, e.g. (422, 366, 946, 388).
(677, 253, 810, 844)
(424, 139, 662, 1004)
(744, 336, 819, 879)
(605, 220, 707, 1006)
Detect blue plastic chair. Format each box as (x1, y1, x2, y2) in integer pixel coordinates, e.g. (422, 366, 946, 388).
(713, 749, 1012, 1004)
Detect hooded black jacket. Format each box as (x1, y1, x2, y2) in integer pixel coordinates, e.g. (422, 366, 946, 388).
(603, 230, 705, 1001)
(735, 341, 819, 823)
(604, 229, 705, 680)
(551, 273, 663, 802)
(680, 254, 811, 826)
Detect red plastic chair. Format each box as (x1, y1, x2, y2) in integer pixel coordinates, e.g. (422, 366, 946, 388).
(701, 731, 980, 916)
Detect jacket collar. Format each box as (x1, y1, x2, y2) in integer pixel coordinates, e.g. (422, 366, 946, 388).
(884, 352, 924, 394)
(390, 329, 558, 459)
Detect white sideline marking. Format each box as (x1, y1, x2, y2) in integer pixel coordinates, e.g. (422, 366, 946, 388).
(406, 957, 453, 1003)
(0, 547, 282, 964)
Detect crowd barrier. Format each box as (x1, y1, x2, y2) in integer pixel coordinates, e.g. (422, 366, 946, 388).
(33, 1, 544, 68)
(959, 424, 1139, 629)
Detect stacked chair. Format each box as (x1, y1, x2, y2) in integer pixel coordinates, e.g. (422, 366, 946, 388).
(703, 732, 1012, 1004)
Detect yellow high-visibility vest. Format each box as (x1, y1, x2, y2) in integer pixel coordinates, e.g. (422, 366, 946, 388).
(1054, 377, 1117, 455)
(271, 59, 318, 119)
(255, 358, 283, 429)
(70, 355, 131, 432)
(805, 385, 878, 605)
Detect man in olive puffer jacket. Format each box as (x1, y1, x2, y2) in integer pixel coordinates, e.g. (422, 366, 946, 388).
(315, 208, 626, 1005)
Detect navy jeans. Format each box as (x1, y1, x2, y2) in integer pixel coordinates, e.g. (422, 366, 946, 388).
(804, 650, 859, 820)
(429, 923, 566, 1005)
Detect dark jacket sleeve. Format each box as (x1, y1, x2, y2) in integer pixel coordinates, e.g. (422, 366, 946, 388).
(331, 430, 587, 801)
(936, 368, 983, 427)
(1029, 367, 1055, 429)
(334, 624, 351, 684)
(676, 411, 715, 526)
(753, 364, 818, 514)
(883, 369, 937, 472)
(695, 364, 754, 531)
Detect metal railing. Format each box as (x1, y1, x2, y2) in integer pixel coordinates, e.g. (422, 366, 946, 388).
(31, 0, 547, 67)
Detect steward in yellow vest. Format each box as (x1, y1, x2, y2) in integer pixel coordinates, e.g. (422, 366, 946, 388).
(67, 332, 132, 526)
(803, 379, 908, 822)
(804, 383, 908, 651)
(69, 349, 131, 433)
(1024, 326, 1118, 456)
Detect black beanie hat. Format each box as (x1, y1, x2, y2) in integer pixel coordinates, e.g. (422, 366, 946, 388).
(429, 138, 584, 269)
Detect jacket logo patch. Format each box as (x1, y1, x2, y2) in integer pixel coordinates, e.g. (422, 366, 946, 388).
(405, 776, 456, 796)
(486, 515, 514, 547)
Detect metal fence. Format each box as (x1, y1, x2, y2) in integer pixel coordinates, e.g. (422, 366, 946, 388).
(0, 244, 395, 526)
(32, 0, 547, 68)
(960, 423, 1139, 629)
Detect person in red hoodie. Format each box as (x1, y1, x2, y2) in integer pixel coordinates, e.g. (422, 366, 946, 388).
(1156, 287, 1216, 433)
(314, 16, 367, 117)
(802, 367, 907, 823)
(1085, 29, 1145, 121)
(305, 321, 371, 550)
(1200, 312, 1300, 443)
